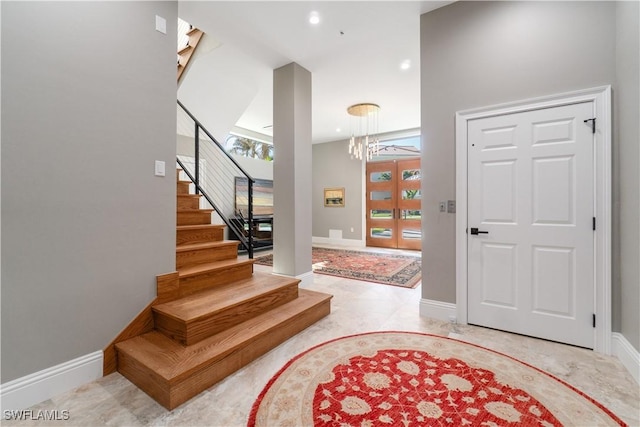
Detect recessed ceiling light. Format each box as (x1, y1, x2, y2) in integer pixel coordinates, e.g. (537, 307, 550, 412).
(336, 128, 341, 132)
(309, 11, 320, 25)
(400, 60, 411, 70)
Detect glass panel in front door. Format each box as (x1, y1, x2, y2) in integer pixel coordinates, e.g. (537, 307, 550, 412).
(370, 171, 392, 182)
(371, 228, 393, 239)
(400, 209, 421, 220)
(402, 169, 421, 180)
(371, 209, 393, 219)
(401, 228, 422, 239)
(371, 191, 392, 200)
(402, 189, 421, 200)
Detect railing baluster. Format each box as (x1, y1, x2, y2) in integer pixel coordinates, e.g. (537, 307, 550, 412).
(247, 179, 254, 259)
(194, 124, 200, 195)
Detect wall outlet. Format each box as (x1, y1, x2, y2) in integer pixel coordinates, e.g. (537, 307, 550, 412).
(329, 229, 343, 239)
(350, 227, 354, 232)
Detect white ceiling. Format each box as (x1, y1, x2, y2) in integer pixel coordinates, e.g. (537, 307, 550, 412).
(178, 1, 452, 144)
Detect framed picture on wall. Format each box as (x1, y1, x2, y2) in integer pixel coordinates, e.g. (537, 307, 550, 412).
(324, 187, 345, 207)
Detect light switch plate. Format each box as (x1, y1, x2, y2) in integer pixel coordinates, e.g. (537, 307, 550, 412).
(447, 200, 456, 213)
(155, 15, 167, 34)
(439, 202, 446, 212)
(155, 160, 165, 177)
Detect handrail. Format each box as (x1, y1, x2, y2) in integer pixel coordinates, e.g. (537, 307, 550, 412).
(177, 100, 255, 182)
(176, 158, 253, 257)
(177, 100, 255, 258)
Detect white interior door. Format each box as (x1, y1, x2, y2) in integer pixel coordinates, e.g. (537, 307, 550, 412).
(467, 102, 595, 348)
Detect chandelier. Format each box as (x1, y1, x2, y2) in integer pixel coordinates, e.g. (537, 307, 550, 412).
(347, 103, 380, 161)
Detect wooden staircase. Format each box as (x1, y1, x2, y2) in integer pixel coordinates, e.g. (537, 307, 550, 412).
(111, 169, 332, 410)
(177, 26, 204, 82)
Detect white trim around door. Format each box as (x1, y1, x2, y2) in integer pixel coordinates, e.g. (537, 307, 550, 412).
(455, 86, 612, 354)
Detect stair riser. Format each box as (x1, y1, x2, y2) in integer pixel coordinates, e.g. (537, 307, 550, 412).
(154, 285, 299, 345)
(179, 264, 253, 296)
(117, 352, 172, 409)
(177, 211, 211, 226)
(168, 298, 330, 409)
(177, 197, 200, 210)
(121, 298, 331, 410)
(177, 182, 190, 194)
(177, 228, 224, 246)
(176, 244, 238, 270)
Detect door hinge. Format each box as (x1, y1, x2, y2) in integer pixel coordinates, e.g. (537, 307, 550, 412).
(593, 313, 596, 328)
(584, 118, 596, 134)
(593, 217, 596, 231)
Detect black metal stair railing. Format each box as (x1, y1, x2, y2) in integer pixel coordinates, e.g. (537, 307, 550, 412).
(177, 99, 255, 258)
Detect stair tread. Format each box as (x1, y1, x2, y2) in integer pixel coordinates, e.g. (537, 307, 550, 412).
(177, 224, 225, 231)
(117, 289, 332, 382)
(178, 258, 254, 278)
(153, 272, 299, 321)
(175, 240, 239, 253)
(177, 194, 201, 199)
(177, 208, 213, 213)
(178, 44, 192, 55)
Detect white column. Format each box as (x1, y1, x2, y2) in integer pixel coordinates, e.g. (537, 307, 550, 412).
(272, 62, 313, 284)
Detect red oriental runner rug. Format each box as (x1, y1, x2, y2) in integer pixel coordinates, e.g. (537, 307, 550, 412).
(248, 332, 626, 427)
(253, 247, 421, 289)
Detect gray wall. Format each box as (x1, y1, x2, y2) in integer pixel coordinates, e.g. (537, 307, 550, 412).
(312, 140, 364, 241)
(615, 1, 640, 350)
(420, 0, 636, 339)
(1, 1, 178, 382)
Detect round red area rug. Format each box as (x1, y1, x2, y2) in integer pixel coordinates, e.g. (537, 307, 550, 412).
(248, 332, 626, 426)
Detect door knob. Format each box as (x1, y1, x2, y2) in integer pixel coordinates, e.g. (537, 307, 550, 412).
(470, 227, 489, 235)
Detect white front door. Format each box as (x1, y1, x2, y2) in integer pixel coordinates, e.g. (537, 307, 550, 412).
(467, 102, 595, 348)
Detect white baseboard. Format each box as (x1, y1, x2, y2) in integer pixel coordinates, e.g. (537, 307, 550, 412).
(0, 351, 103, 411)
(312, 236, 365, 248)
(296, 271, 314, 287)
(272, 270, 314, 287)
(419, 298, 457, 323)
(612, 332, 640, 385)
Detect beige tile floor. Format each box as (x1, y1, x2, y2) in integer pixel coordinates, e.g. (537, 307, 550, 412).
(6, 246, 639, 426)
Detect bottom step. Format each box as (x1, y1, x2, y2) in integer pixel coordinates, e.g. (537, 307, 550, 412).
(116, 289, 332, 410)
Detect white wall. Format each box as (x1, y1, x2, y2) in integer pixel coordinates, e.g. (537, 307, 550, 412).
(177, 2, 272, 144)
(1, 1, 178, 382)
(234, 154, 273, 181)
